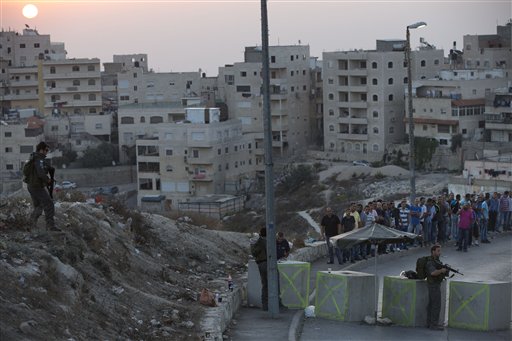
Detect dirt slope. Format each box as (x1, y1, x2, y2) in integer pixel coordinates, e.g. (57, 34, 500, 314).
(0, 199, 249, 340)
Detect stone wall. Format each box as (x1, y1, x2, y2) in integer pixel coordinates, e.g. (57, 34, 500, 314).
(54, 165, 136, 187)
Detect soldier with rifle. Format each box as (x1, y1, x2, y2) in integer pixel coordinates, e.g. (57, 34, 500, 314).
(24, 141, 60, 231)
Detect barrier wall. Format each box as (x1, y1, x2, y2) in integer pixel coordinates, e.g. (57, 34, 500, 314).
(315, 270, 375, 321)
(277, 261, 310, 309)
(448, 280, 511, 331)
(247, 259, 263, 308)
(382, 276, 446, 327)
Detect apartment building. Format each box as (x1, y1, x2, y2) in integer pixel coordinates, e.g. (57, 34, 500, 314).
(3, 66, 39, 110)
(0, 28, 66, 115)
(0, 115, 45, 172)
(463, 22, 511, 70)
(408, 69, 509, 145)
(323, 40, 444, 161)
(484, 82, 512, 142)
(117, 101, 198, 163)
(135, 110, 257, 209)
(41, 58, 102, 117)
(217, 45, 315, 161)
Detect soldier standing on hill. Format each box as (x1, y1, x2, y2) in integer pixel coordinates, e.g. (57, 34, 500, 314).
(25, 142, 59, 231)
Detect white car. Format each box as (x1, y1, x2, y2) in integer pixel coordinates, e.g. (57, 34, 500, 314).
(352, 160, 370, 167)
(55, 181, 77, 190)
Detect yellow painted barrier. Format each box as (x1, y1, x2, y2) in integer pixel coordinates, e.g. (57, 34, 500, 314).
(277, 261, 310, 309)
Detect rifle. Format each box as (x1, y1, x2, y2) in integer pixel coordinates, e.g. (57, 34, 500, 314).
(47, 166, 55, 199)
(434, 259, 464, 277)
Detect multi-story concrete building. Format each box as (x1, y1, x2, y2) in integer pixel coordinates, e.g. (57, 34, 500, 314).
(218, 45, 315, 161)
(117, 101, 199, 163)
(484, 82, 512, 143)
(463, 22, 511, 70)
(3, 66, 39, 110)
(135, 109, 257, 209)
(41, 58, 102, 117)
(408, 69, 509, 146)
(322, 40, 444, 161)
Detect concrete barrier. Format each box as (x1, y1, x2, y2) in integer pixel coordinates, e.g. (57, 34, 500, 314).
(448, 280, 511, 331)
(278, 261, 311, 309)
(247, 259, 263, 308)
(382, 276, 447, 327)
(315, 270, 375, 321)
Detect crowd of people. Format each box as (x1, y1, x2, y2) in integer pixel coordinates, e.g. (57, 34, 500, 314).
(320, 191, 512, 264)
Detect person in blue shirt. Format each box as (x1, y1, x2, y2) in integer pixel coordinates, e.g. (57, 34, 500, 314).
(409, 198, 423, 246)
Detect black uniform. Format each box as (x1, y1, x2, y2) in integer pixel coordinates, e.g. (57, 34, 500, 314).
(26, 152, 55, 230)
(425, 257, 446, 328)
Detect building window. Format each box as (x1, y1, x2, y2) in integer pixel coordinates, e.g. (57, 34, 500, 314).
(328, 93, 334, 100)
(388, 62, 393, 69)
(240, 71, 247, 77)
(95, 123, 102, 129)
(73, 94, 81, 100)
(434, 59, 439, 65)
(420, 60, 426, 67)
(5, 147, 13, 153)
(150, 116, 163, 124)
(329, 125, 334, 132)
(88, 79, 96, 86)
(373, 111, 378, 118)
(372, 144, 379, 152)
(372, 78, 378, 85)
(20, 145, 33, 153)
(73, 79, 80, 86)
(72, 65, 80, 72)
(389, 126, 394, 134)
(271, 56, 276, 63)
(4, 132, 12, 137)
(372, 95, 378, 102)
(438, 125, 450, 133)
(462, 129, 467, 134)
(88, 94, 96, 101)
(217, 148, 221, 155)
(51, 95, 60, 102)
(89, 108, 97, 114)
(388, 94, 394, 101)
(360, 61, 366, 69)
(6, 164, 13, 170)
(120, 95, 130, 101)
(50, 66, 56, 74)
(328, 78, 334, 85)
(328, 109, 334, 116)
(20, 44, 26, 48)
(373, 127, 379, 134)
(87, 65, 95, 71)
(121, 117, 134, 124)
(372, 62, 377, 69)
(34, 43, 40, 48)
(439, 139, 448, 145)
(403, 77, 408, 84)
(388, 78, 393, 85)
(423, 125, 427, 131)
(139, 178, 153, 190)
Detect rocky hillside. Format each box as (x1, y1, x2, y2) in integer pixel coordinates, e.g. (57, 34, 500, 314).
(0, 198, 249, 340)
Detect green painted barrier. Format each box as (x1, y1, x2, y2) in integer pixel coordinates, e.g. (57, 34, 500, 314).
(277, 261, 310, 309)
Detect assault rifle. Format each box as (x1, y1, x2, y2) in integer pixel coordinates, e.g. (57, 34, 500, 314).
(434, 259, 464, 277)
(45, 160, 55, 199)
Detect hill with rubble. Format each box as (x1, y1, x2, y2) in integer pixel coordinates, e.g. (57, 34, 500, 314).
(0, 197, 250, 340)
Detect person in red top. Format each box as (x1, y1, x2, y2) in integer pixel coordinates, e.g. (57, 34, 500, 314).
(457, 202, 473, 252)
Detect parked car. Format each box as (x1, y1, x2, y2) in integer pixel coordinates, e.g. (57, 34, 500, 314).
(91, 186, 119, 197)
(352, 160, 370, 167)
(55, 181, 77, 190)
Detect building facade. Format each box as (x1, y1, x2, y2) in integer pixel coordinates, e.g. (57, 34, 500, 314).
(322, 40, 444, 162)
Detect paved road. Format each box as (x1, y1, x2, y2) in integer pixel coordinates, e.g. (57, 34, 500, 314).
(300, 233, 512, 341)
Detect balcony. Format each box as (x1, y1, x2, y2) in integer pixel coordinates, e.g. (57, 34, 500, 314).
(347, 117, 368, 125)
(45, 86, 100, 93)
(190, 173, 212, 182)
(10, 80, 38, 87)
(44, 71, 100, 80)
(349, 101, 368, 109)
(484, 113, 512, 124)
(187, 157, 214, 165)
(3, 93, 38, 101)
(339, 132, 369, 141)
(44, 100, 102, 108)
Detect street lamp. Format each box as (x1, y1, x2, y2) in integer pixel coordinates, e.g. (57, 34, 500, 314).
(406, 21, 426, 203)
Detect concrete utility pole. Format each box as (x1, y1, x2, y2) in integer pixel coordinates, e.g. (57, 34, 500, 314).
(406, 21, 426, 203)
(260, 0, 279, 317)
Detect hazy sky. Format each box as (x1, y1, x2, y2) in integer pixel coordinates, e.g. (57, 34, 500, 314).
(1, 1, 510, 75)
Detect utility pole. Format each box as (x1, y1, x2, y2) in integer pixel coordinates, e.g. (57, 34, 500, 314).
(260, 0, 279, 317)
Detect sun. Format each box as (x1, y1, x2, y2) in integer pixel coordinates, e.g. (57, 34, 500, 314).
(22, 4, 38, 19)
